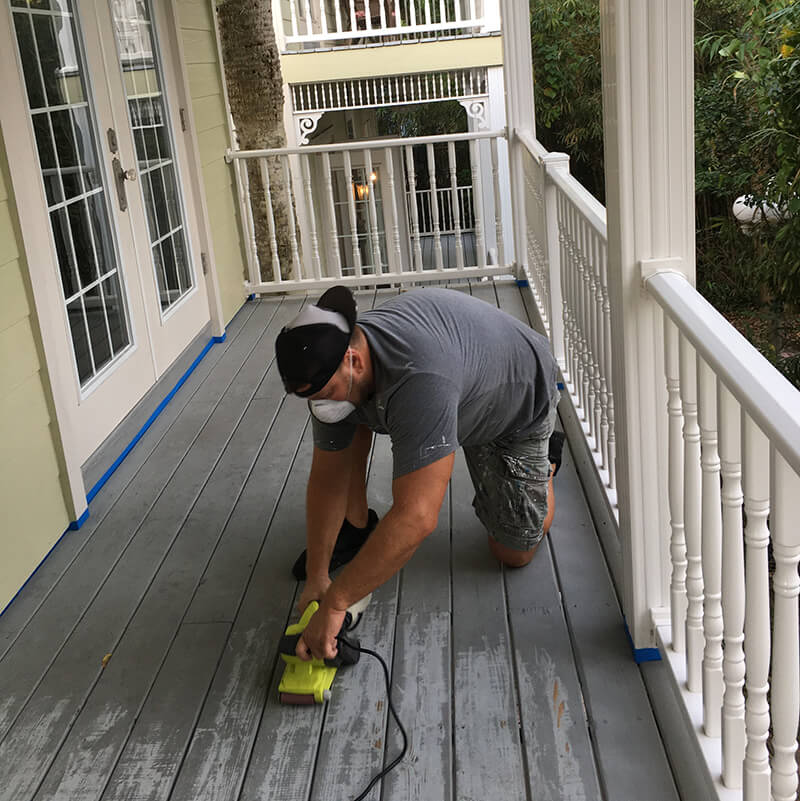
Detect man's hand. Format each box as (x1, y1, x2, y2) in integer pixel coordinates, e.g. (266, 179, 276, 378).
(296, 601, 347, 661)
(297, 574, 332, 617)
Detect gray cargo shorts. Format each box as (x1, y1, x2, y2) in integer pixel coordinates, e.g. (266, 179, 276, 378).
(463, 394, 559, 552)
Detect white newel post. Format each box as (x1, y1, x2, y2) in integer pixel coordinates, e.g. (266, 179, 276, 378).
(600, 0, 696, 648)
(499, 0, 535, 280)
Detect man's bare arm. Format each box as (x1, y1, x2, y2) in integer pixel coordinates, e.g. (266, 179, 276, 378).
(298, 451, 455, 660)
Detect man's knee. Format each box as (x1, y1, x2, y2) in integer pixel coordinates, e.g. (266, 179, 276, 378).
(487, 536, 538, 568)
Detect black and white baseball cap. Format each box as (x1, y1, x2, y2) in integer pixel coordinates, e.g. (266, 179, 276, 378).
(275, 286, 357, 397)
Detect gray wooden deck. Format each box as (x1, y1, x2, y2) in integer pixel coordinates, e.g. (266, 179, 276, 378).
(0, 280, 681, 801)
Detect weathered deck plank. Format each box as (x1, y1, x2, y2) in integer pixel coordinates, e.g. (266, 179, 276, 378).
(450, 449, 529, 801)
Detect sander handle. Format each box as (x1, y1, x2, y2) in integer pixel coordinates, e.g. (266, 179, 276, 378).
(279, 611, 360, 667)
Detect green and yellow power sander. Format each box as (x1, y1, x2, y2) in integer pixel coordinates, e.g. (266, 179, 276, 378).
(277, 597, 368, 705)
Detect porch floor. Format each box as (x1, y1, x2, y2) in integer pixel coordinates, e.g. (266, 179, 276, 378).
(0, 280, 680, 801)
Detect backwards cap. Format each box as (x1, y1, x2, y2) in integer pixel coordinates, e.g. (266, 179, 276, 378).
(275, 286, 357, 397)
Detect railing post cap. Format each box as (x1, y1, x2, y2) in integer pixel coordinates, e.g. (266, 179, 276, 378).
(543, 152, 570, 172)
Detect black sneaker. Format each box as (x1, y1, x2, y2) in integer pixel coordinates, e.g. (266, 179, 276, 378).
(291, 508, 379, 581)
(548, 431, 565, 477)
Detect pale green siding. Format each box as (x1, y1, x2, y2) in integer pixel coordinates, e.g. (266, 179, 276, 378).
(0, 129, 70, 613)
(177, 0, 248, 327)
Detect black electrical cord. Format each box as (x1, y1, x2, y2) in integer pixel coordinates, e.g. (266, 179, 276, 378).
(337, 636, 408, 801)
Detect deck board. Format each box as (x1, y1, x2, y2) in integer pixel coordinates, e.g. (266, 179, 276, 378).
(0, 281, 680, 801)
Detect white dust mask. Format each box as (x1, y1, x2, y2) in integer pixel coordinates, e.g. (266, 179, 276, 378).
(310, 350, 356, 424)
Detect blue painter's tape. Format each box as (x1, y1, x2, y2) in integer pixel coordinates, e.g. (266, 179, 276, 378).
(624, 620, 662, 663)
(0, 509, 89, 619)
(516, 279, 529, 288)
(557, 382, 565, 391)
(634, 647, 662, 664)
(248, 293, 256, 301)
(213, 332, 226, 344)
(85, 332, 225, 504)
(68, 508, 90, 530)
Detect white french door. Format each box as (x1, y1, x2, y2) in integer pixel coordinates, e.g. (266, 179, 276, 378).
(5, 0, 210, 466)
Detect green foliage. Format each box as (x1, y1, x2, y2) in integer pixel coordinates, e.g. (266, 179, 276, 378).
(697, 0, 800, 307)
(529, 0, 604, 201)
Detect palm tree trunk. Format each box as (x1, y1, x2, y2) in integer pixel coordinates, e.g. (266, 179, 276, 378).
(216, 0, 297, 281)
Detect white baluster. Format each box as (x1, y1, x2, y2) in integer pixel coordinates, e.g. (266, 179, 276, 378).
(579, 217, 592, 428)
(300, 154, 321, 280)
(590, 229, 602, 451)
(742, 415, 771, 801)
(426, 143, 443, 270)
(664, 317, 686, 653)
(600, 241, 615, 489)
(342, 149, 362, 277)
(240, 160, 264, 283)
(364, 149, 382, 274)
(289, 0, 300, 37)
(319, 0, 328, 36)
(698, 357, 723, 737)
(424, 0, 432, 25)
(573, 205, 586, 417)
(281, 157, 301, 280)
(469, 139, 486, 268)
(404, 145, 423, 272)
(382, 147, 402, 274)
(595, 233, 608, 471)
(558, 190, 571, 388)
(448, 141, 464, 271)
(257, 157, 281, 283)
(333, 0, 343, 34)
(680, 334, 703, 693)
(719, 382, 744, 789)
(303, 0, 313, 35)
(490, 137, 504, 266)
(321, 152, 342, 279)
(770, 449, 800, 801)
(348, 0, 357, 32)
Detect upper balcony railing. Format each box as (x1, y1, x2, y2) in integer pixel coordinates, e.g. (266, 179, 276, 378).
(281, 0, 498, 50)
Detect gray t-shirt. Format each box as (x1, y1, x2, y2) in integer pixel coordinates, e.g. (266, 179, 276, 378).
(311, 288, 558, 478)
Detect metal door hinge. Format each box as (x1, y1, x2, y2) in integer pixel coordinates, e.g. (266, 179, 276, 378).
(179, 108, 188, 132)
(201, 251, 209, 275)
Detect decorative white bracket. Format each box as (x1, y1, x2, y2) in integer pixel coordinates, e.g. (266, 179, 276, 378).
(297, 112, 324, 145)
(458, 98, 488, 130)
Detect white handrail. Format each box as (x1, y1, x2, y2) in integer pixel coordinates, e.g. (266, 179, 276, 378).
(226, 129, 507, 160)
(645, 270, 800, 476)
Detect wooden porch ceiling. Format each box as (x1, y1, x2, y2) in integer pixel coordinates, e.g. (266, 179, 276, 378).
(0, 281, 680, 801)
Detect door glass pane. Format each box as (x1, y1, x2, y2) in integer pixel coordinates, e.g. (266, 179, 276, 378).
(110, 0, 194, 313)
(9, 0, 133, 388)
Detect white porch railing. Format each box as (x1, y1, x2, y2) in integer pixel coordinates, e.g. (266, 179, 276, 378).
(282, 0, 492, 48)
(226, 130, 510, 292)
(517, 130, 800, 801)
(407, 185, 474, 235)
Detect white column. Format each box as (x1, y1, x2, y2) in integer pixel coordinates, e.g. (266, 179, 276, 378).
(499, 0, 535, 278)
(486, 67, 512, 265)
(599, 0, 695, 648)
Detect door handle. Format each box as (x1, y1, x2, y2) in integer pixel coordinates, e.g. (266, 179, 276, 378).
(112, 157, 136, 212)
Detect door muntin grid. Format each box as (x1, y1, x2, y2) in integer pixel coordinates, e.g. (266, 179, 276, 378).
(10, 0, 133, 388)
(110, 0, 193, 314)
